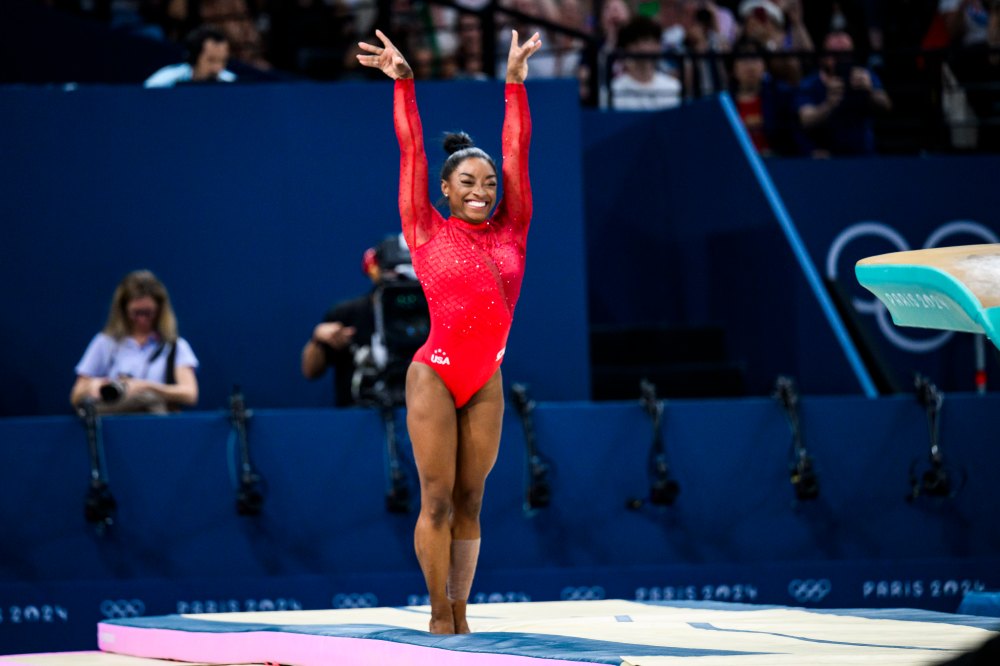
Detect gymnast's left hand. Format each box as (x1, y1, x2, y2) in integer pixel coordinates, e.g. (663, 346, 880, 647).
(506, 29, 542, 84)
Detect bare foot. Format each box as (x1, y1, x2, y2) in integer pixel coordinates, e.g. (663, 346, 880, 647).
(428, 601, 456, 634)
(452, 599, 470, 634)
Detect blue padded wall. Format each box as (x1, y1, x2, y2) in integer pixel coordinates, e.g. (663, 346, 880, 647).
(1, 397, 999, 652)
(581, 104, 1000, 396)
(0, 79, 589, 415)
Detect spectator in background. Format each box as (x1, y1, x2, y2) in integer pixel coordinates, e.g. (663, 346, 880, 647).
(800, 0, 878, 58)
(173, 0, 269, 69)
(455, 13, 490, 80)
(796, 29, 892, 155)
(729, 36, 805, 155)
(144, 25, 236, 87)
(738, 0, 787, 51)
(70, 270, 199, 414)
(414, 0, 462, 77)
(737, 0, 813, 84)
(939, 0, 993, 47)
(682, 1, 730, 99)
(705, 0, 740, 46)
(550, 0, 588, 79)
(611, 15, 683, 109)
(657, 0, 688, 52)
(409, 42, 439, 79)
(496, 0, 578, 78)
(581, 0, 633, 103)
(600, 0, 634, 54)
(935, 0, 1000, 149)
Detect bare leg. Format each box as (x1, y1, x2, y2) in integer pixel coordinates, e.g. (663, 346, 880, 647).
(406, 362, 459, 634)
(450, 369, 504, 633)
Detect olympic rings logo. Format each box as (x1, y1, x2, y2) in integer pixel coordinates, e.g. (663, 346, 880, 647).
(787, 579, 832, 603)
(826, 220, 998, 353)
(560, 586, 606, 601)
(99, 599, 146, 618)
(331, 593, 379, 609)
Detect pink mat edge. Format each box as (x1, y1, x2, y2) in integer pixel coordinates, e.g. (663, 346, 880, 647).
(0, 651, 101, 665)
(98, 622, 600, 666)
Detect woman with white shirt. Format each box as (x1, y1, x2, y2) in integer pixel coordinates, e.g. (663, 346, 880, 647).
(71, 270, 199, 414)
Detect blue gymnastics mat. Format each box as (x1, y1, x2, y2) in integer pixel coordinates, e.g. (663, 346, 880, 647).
(2, 599, 997, 665)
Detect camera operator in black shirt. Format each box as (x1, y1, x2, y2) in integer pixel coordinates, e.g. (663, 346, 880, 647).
(301, 234, 428, 407)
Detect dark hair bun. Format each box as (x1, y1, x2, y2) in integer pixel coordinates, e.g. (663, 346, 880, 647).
(443, 132, 475, 155)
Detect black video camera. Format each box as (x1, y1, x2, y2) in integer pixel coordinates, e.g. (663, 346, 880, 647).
(352, 236, 430, 407)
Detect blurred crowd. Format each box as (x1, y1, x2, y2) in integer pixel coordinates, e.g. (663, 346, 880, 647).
(40, 0, 1000, 153)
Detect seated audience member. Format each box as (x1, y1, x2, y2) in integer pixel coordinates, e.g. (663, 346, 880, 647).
(71, 270, 199, 414)
(302, 234, 424, 407)
(611, 16, 682, 110)
(730, 37, 805, 155)
(796, 30, 891, 156)
(145, 26, 236, 88)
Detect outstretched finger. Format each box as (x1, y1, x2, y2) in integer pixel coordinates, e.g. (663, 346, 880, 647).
(375, 29, 398, 52)
(357, 41, 382, 54)
(527, 32, 542, 49)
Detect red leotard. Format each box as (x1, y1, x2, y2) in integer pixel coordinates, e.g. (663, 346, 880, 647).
(394, 78, 532, 408)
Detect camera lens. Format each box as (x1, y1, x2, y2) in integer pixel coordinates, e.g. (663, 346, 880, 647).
(100, 381, 124, 402)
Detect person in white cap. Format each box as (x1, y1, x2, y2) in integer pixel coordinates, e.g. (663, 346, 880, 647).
(738, 0, 813, 84)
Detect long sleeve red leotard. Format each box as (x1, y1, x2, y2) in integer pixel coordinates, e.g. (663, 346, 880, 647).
(394, 78, 532, 408)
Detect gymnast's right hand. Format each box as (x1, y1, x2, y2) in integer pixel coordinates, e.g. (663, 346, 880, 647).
(357, 30, 413, 80)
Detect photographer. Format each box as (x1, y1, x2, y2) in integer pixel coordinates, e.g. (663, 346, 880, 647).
(70, 270, 199, 414)
(301, 233, 428, 407)
(796, 30, 891, 156)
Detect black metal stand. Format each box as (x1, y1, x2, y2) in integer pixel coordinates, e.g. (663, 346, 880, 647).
(510, 383, 551, 516)
(627, 380, 679, 510)
(230, 386, 264, 516)
(908, 374, 965, 502)
(379, 399, 411, 514)
(78, 400, 116, 534)
(773, 376, 819, 502)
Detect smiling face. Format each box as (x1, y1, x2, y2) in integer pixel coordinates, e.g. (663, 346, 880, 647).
(441, 156, 497, 224)
(125, 295, 159, 337)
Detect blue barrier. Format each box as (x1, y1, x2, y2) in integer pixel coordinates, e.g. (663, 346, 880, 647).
(959, 590, 1000, 618)
(2, 396, 1000, 652)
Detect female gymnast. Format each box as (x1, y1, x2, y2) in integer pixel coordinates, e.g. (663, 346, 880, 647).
(357, 28, 541, 634)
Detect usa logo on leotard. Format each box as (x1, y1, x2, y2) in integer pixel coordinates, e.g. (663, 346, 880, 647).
(496, 347, 506, 362)
(430, 348, 451, 365)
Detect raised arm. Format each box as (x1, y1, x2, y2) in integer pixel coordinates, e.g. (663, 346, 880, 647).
(497, 30, 541, 230)
(393, 78, 436, 248)
(358, 31, 436, 248)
